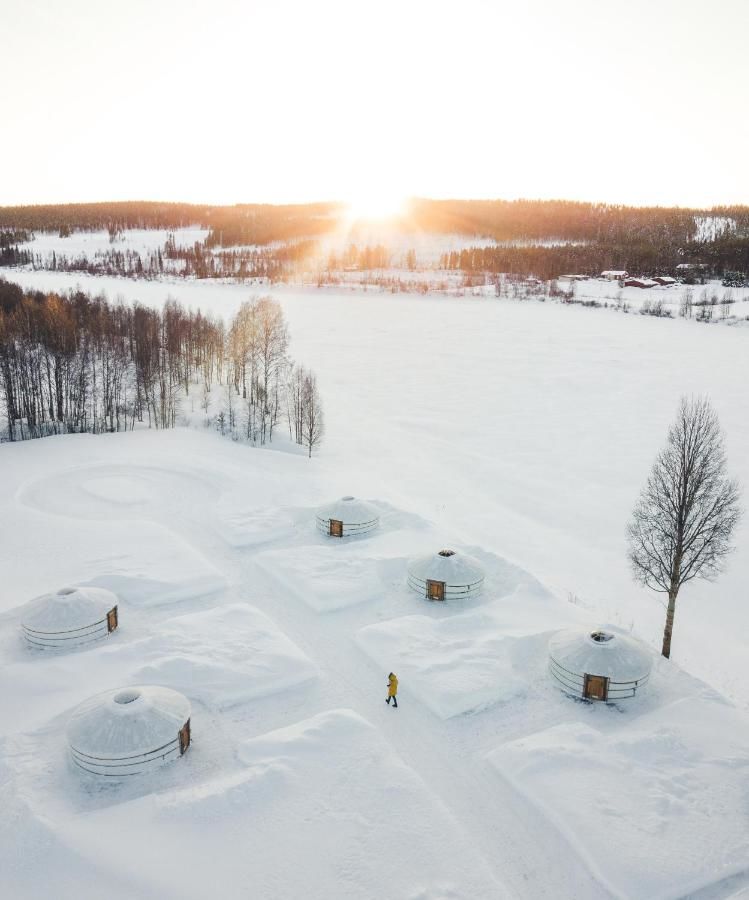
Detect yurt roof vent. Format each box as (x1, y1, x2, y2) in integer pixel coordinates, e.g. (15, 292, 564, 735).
(438, 549, 456, 557)
(114, 689, 141, 704)
(590, 630, 614, 643)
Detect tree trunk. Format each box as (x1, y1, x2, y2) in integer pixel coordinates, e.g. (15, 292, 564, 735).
(661, 588, 678, 658)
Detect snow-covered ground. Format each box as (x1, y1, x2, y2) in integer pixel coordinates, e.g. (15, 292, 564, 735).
(560, 276, 749, 319)
(3, 429, 749, 899)
(2, 273, 749, 898)
(17, 227, 209, 257)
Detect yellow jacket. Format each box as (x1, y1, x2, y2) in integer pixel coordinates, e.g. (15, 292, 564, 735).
(388, 674, 398, 697)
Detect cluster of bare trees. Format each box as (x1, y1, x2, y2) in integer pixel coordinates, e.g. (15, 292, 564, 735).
(0, 283, 323, 456)
(0, 287, 224, 440)
(287, 365, 324, 457)
(22, 236, 316, 283)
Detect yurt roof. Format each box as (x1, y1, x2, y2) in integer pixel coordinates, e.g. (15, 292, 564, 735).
(548, 627, 652, 682)
(316, 496, 379, 524)
(22, 586, 117, 632)
(67, 686, 191, 759)
(408, 549, 485, 585)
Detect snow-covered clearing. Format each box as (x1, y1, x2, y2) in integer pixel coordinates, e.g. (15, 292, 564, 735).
(17, 227, 209, 257)
(9, 269, 748, 694)
(2, 273, 749, 898)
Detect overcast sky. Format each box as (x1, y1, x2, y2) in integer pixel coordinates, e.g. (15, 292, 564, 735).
(2, 0, 747, 208)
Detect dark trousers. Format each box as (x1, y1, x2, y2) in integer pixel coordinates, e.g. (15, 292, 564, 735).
(386, 695, 398, 707)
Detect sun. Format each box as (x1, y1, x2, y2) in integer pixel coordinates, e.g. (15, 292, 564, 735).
(345, 189, 406, 222)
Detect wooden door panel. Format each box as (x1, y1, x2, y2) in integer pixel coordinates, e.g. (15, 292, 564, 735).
(426, 579, 446, 601)
(583, 673, 609, 701)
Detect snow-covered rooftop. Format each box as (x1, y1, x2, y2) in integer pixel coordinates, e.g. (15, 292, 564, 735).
(407, 548, 485, 600)
(67, 684, 191, 775)
(21, 585, 118, 649)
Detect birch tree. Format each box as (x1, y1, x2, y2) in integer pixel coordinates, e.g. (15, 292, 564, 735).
(627, 396, 741, 658)
(301, 370, 324, 458)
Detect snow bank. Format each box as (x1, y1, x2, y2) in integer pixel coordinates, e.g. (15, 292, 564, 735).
(131, 604, 318, 708)
(487, 696, 749, 899)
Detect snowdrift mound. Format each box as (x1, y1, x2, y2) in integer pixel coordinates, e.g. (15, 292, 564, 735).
(131, 604, 318, 708)
(487, 696, 749, 899)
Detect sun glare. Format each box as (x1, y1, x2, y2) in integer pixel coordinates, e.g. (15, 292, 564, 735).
(345, 190, 406, 222)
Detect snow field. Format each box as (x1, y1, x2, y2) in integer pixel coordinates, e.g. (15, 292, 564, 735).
(2, 274, 749, 897)
(17, 226, 209, 258)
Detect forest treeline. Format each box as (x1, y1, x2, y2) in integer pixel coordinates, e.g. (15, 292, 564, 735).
(3, 198, 749, 244)
(2, 198, 749, 278)
(408, 199, 749, 244)
(0, 279, 323, 454)
(0, 202, 342, 247)
(439, 233, 749, 280)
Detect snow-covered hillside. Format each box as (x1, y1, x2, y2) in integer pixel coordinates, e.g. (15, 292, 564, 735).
(2, 275, 749, 898)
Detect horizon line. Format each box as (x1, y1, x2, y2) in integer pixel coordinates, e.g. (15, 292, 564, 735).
(2, 196, 749, 213)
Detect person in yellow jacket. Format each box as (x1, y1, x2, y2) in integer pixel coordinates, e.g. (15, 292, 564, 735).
(386, 672, 398, 708)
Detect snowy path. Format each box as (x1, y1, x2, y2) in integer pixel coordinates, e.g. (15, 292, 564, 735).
(169, 503, 615, 899)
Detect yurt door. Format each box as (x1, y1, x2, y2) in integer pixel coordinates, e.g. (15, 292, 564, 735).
(106, 606, 118, 633)
(330, 519, 343, 537)
(179, 719, 191, 755)
(426, 579, 446, 601)
(583, 673, 609, 701)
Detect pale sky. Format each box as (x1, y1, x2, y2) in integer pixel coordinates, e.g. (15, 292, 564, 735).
(1, 0, 747, 208)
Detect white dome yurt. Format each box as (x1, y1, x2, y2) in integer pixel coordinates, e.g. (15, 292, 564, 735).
(549, 627, 652, 702)
(21, 586, 119, 650)
(315, 496, 380, 538)
(67, 685, 191, 777)
(407, 549, 485, 601)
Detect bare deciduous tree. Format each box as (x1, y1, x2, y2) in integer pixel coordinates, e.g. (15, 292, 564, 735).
(627, 396, 741, 658)
(302, 371, 324, 458)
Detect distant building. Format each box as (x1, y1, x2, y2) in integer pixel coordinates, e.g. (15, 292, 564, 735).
(601, 270, 628, 280)
(675, 263, 708, 271)
(653, 276, 677, 286)
(559, 274, 588, 281)
(624, 277, 659, 289)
